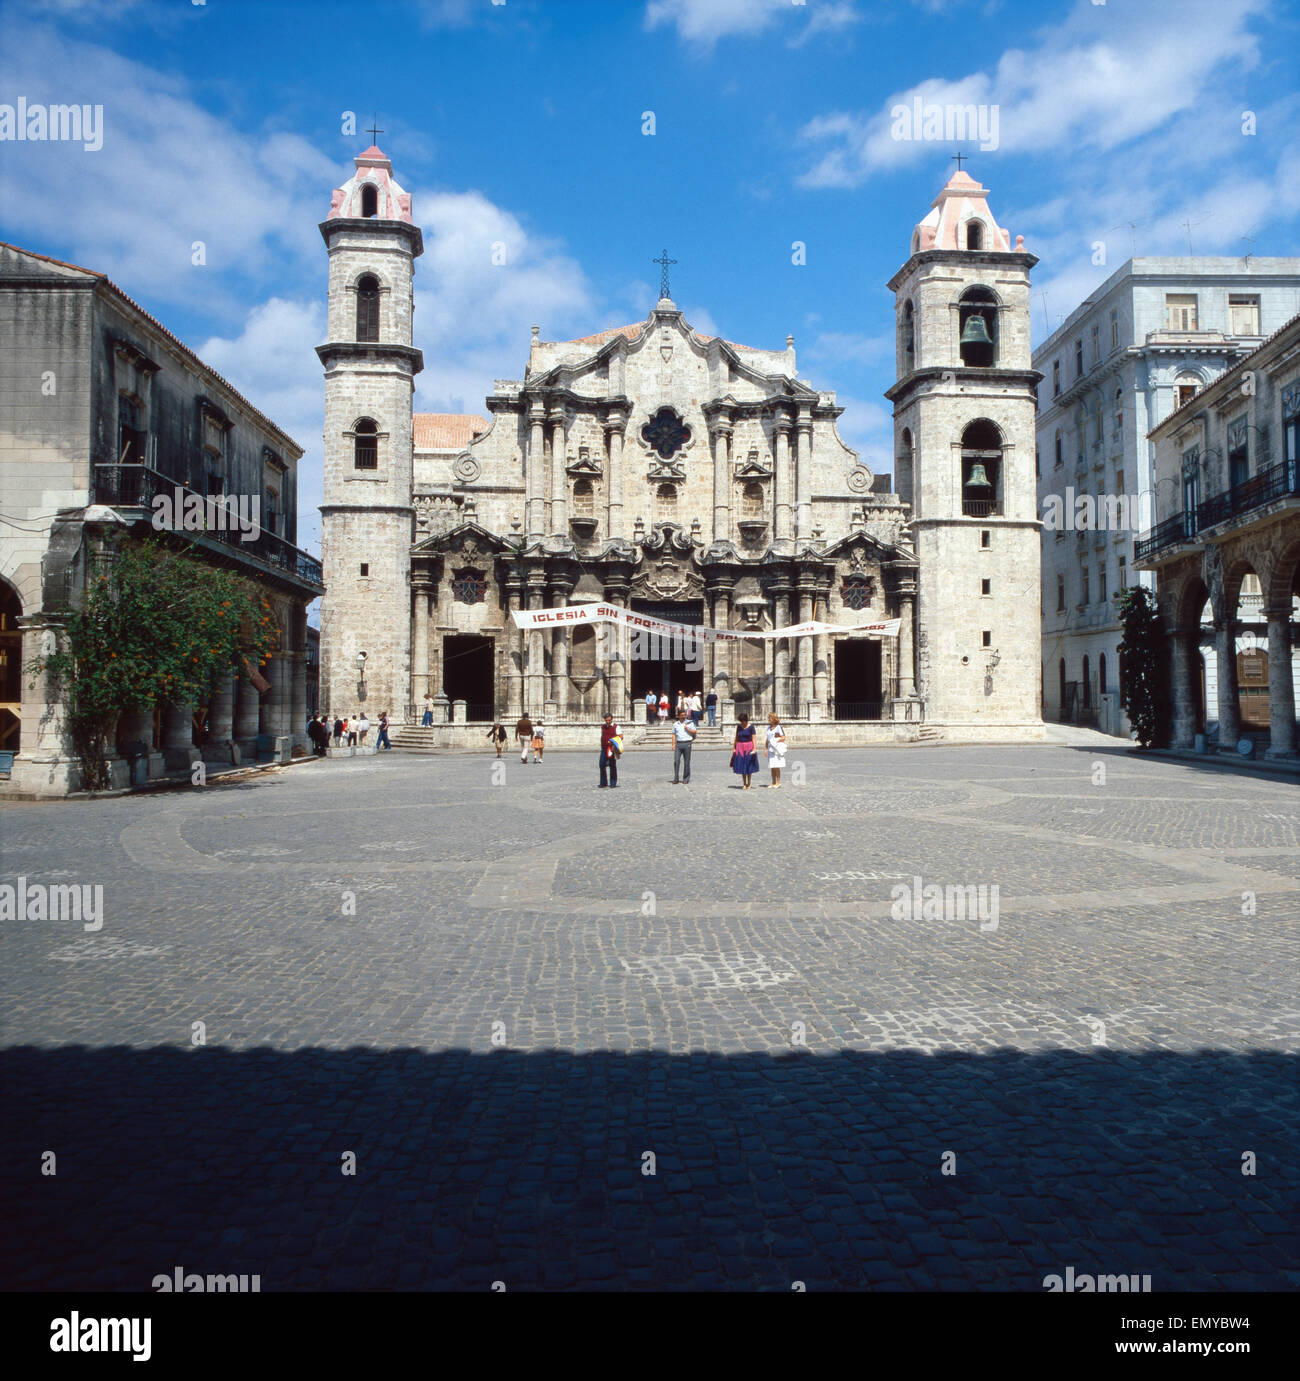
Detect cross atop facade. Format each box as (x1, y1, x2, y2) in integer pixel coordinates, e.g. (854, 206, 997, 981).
(367, 116, 384, 145)
(951, 152, 967, 173)
(653, 249, 677, 300)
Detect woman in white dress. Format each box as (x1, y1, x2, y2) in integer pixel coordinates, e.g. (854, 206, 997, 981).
(765, 712, 787, 788)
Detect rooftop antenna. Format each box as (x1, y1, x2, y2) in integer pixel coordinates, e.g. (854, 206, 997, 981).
(1241, 233, 1257, 267)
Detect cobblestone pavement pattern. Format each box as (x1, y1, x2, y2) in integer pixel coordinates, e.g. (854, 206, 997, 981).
(1, 743, 1297, 1290)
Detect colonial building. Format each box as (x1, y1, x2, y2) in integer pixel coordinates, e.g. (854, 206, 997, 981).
(318, 150, 1043, 738)
(1036, 258, 1300, 735)
(1134, 311, 1300, 759)
(0, 242, 323, 795)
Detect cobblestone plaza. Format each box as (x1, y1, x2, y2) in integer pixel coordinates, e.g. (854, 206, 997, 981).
(1, 741, 1296, 1291)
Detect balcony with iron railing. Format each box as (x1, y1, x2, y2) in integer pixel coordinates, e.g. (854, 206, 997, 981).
(961, 497, 1002, 518)
(94, 463, 323, 590)
(1134, 457, 1300, 564)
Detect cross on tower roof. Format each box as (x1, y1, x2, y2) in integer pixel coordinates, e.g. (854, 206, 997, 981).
(653, 249, 676, 300)
(366, 116, 384, 145)
(951, 152, 967, 173)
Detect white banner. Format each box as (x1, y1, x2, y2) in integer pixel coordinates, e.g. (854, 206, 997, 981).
(511, 603, 900, 642)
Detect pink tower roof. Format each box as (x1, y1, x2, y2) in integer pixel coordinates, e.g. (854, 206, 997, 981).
(912, 169, 1017, 253)
(326, 146, 414, 223)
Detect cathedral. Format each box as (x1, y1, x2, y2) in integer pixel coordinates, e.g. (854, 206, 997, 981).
(317, 146, 1044, 738)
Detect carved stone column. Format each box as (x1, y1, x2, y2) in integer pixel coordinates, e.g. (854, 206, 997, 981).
(774, 418, 793, 544)
(411, 571, 432, 704)
(605, 409, 626, 539)
(525, 570, 546, 715)
(527, 402, 546, 541)
(503, 570, 524, 717)
(604, 578, 630, 719)
(895, 586, 917, 699)
(795, 405, 813, 540)
(1213, 617, 1240, 749)
(547, 575, 574, 715)
(550, 410, 567, 534)
(796, 580, 815, 715)
(770, 578, 794, 715)
(1264, 604, 1297, 758)
(711, 416, 732, 544)
(811, 581, 829, 716)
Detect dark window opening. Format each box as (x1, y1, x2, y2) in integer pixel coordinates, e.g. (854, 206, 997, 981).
(981, 578, 991, 595)
(117, 395, 145, 466)
(980, 529, 991, 548)
(360, 183, 378, 218)
(360, 563, 369, 577)
(958, 287, 997, 368)
(982, 630, 992, 648)
(356, 274, 380, 342)
(966, 221, 984, 251)
(961, 419, 1002, 516)
(354, 418, 378, 470)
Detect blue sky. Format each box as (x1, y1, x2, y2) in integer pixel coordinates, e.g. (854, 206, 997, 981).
(3, 0, 1299, 555)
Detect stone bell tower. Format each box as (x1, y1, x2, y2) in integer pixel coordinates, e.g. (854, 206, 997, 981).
(317, 145, 423, 721)
(885, 167, 1043, 733)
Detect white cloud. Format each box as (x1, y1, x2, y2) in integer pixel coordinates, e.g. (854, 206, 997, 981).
(803, 330, 892, 368)
(798, 0, 1266, 186)
(645, 0, 858, 52)
(0, 20, 336, 312)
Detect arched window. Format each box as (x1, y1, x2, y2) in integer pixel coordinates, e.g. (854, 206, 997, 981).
(1059, 659, 1066, 710)
(966, 220, 984, 251)
(958, 286, 997, 367)
(1113, 386, 1124, 432)
(1099, 652, 1108, 695)
(353, 418, 378, 470)
(656, 483, 677, 521)
(1081, 655, 1091, 708)
(742, 482, 763, 517)
(1175, 372, 1201, 409)
(573, 478, 595, 516)
(902, 300, 915, 372)
(360, 183, 378, 219)
(960, 419, 1001, 517)
(356, 274, 380, 342)
(1054, 429, 1062, 467)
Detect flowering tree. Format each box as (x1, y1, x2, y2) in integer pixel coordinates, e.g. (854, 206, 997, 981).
(1116, 585, 1170, 749)
(33, 538, 279, 790)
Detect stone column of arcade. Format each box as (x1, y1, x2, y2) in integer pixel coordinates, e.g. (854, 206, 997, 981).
(811, 583, 829, 717)
(604, 580, 630, 720)
(234, 671, 262, 758)
(1166, 626, 1199, 749)
(1264, 604, 1297, 758)
(290, 651, 308, 742)
(547, 577, 573, 716)
(527, 404, 546, 542)
(770, 581, 793, 715)
(796, 580, 815, 715)
(795, 407, 813, 540)
(161, 701, 198, 771)
(204, 673, 236, 761)
(503, 574, 524, 718)
(1214, 617, 1240, 749)
(710, 582, 734, 724)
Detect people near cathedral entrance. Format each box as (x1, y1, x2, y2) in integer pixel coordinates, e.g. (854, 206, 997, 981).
(333, 716, 344, 746)
(688, 691, 703, 725)
(531, 719, 545, 763)
(705, 690, 718, 727)
(672, 708, 697, 784)
(765, 713, 787, 789)
(516, 713, 534, 763)
(487, 723, 508, 757)
(356, 713, 370, 745)
(307, 716, 328, 756)
(644, 691, 656, 725)
(657, 694, 669, 723)
(732, 713, 760, 788)
(344, 717, 355, 747)
(598, 714, 620, 788)
(376, 713, 392, 751)
(422, 694, 434, 727)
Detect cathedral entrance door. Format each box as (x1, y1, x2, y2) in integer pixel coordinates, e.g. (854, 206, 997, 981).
(443, 635, 496, 720)
(629, 599, 704, 707)
(833, 638, 883, 720)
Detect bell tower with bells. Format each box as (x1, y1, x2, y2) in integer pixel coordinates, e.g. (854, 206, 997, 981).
(885, 162, 1044, 731)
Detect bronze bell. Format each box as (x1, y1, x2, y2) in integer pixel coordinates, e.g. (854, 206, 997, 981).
(965, 462, 992, 489)
(960, 312, 992, 346)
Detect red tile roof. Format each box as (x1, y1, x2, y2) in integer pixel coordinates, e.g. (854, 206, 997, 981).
(413, 413, 490, 449)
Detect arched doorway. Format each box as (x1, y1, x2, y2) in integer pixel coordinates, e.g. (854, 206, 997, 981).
(0, 580, 21, 754)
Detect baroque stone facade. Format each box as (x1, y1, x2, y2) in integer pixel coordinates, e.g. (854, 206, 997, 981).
(318, 150, 1043, 735)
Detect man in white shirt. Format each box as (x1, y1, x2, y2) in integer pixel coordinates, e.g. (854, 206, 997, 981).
(688, 691, 702, 724)
(356, 713, 370, 744)
(671, 708, 697, 784)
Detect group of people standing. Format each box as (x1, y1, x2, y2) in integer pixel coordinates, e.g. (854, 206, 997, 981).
(595, 709, 787, 789)
(644, 689, 717, 726)
(305, 712, 393, 752)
